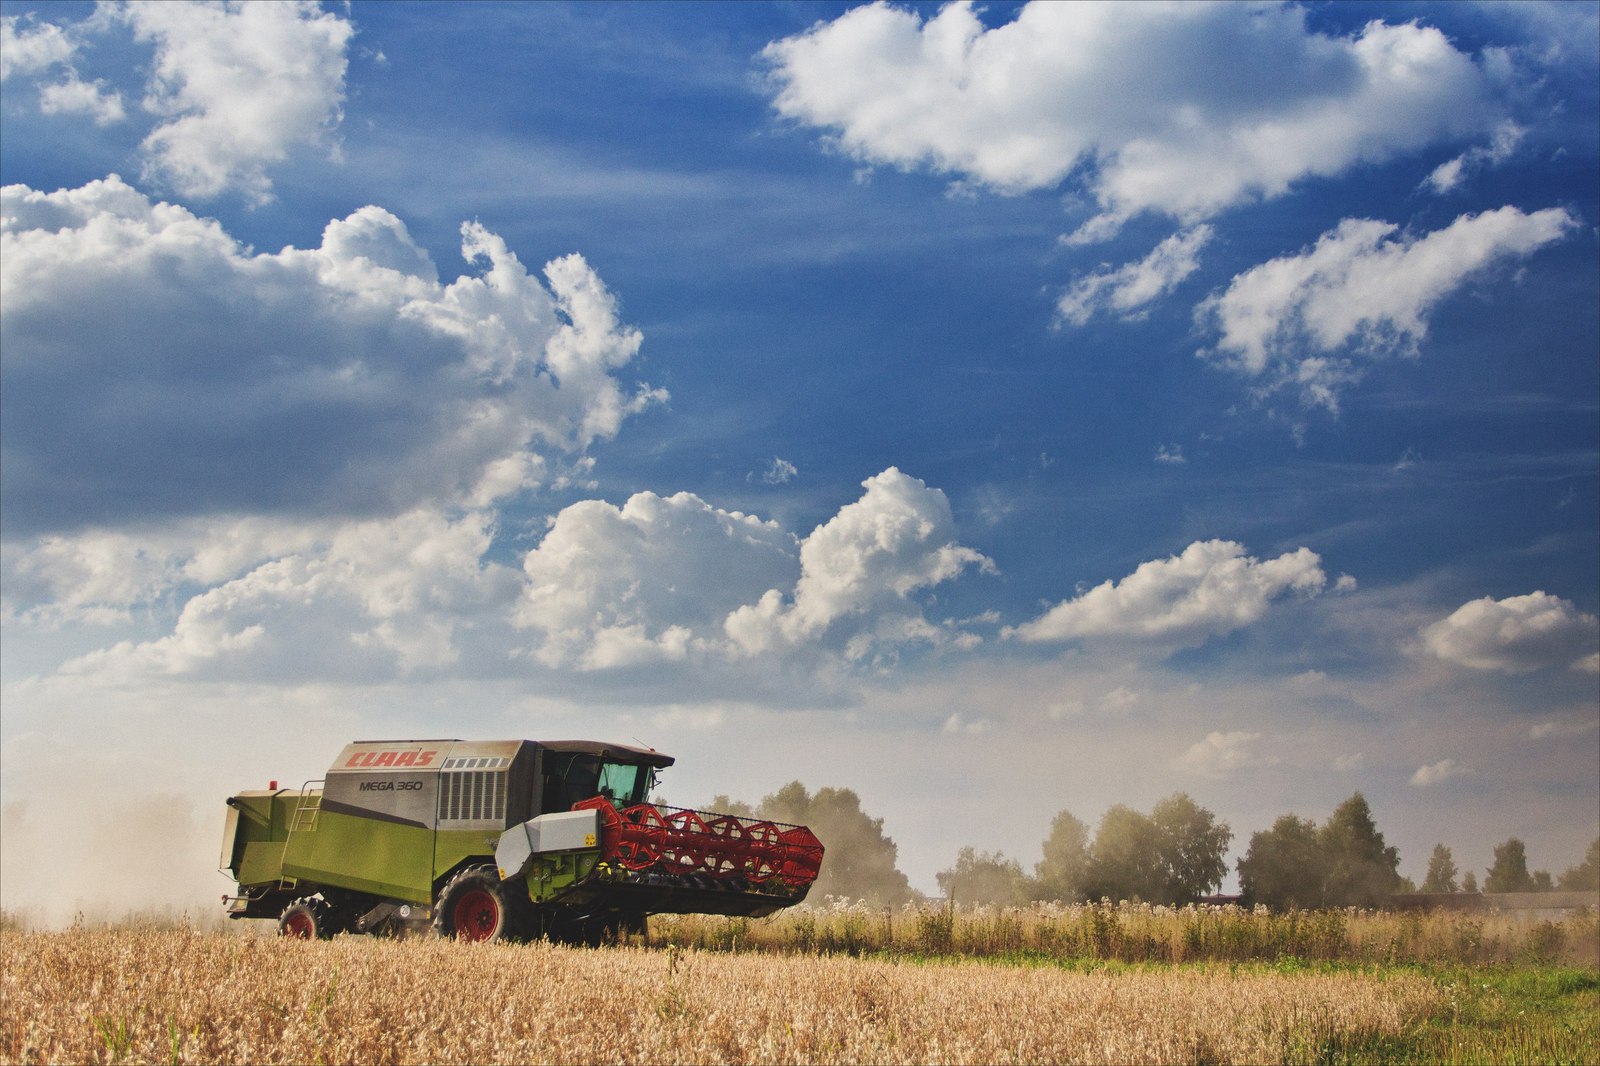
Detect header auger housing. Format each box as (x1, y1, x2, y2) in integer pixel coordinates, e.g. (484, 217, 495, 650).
(220, 739, 823, 943)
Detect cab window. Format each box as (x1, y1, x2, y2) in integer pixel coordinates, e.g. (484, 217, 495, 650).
(597, 762, 649, 807)
(541, 753, 654, 812)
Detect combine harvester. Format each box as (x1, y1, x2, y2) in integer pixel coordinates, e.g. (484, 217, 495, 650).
(220, 739, 824, 943)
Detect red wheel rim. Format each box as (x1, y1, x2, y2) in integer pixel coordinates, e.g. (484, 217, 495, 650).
(452, 888, 500, 941)
(282, 911, 315, 938)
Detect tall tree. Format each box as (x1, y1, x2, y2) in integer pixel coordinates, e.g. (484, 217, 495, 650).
(1082, 804, 1167, 903)
(1484, 838, 1535, 893)
(1151, 792, 1232, 903)
(1421, 843, 1459, 893)
(936, 847, 1028, 905)
(1237, 814, 1327, 910)
(1033, 810, 1090, 903)
(1558, 838, 1600, 892)
(1080, 794, 1232, 905)
(1318, 793, 1401, 907)
(1460, 870, 1479, 894)
(757, 781, 916, 905)
(706, 795, 756, 818)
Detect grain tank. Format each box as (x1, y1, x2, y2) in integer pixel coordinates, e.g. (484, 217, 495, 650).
(220, 739, 823, 942)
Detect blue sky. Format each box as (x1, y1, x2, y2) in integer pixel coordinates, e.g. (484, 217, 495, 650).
(2, 0, 1596, 919)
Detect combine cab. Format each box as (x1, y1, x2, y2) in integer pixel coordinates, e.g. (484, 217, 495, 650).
(220, 739, 823, 943)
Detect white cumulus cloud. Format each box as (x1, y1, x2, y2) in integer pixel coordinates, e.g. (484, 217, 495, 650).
(1424, 120, 1524, 194)
(755, 457, 799, 485)
(3, 529, 185, 628)
(1529, 718, 1599, 741)
(1410, 758, 1468, 787)
(60, 509, 519, 681)
(37, 72, 125, 125)
(4, 4, 349, 201)
(17, 471, 994, 682)
(1057, 225, 1212, 326)
(941, 713, 995, 736)
(1421, 591, 1599, 674)
(117, 0, 354, 203)
(1006, 540, 1326, 649)
(0, 177, 659, 545)
(0, 16, 77, 81)
(516, 491, 798, 671)
(1198, 206, 1577, 411)
(725, 468, 992, 660)
(2, 14, 123, 125)
(764, 1, 1506, 237)
(1098, 685, 1140, 715)
(1173, 730, 1276, 779)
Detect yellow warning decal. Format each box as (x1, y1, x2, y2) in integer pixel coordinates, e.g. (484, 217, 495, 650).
(584, 833, 596, 847)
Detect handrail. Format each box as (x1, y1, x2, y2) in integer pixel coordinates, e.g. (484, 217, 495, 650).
(289, 779, 325, 834)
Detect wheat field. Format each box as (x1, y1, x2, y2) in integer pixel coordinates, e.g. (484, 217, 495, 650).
(2, 926, 1443, 1065)
(652, 898, 1600, 967)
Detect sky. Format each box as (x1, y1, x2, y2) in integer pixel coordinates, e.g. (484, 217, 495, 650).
(1, 0, 1597, 922)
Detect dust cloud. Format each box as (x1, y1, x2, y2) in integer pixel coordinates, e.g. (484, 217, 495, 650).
(1, 790, 226, 928)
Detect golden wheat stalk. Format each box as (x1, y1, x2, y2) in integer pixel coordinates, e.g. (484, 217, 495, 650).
(2, 927, 1443, 1065)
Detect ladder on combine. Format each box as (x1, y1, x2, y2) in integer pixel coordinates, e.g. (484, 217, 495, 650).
(289, 779, 325, 834)
(274, 779, 325, 892)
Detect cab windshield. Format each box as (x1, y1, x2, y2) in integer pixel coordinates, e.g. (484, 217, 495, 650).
(597, 762, 651, 808)
(542, 752, 655, 812)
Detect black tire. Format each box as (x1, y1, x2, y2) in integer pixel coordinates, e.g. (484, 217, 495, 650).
(432, 864, 527, 942)
(278, 896, 341, 939)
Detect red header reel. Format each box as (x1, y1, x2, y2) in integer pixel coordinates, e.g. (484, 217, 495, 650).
(574, 797, 823, 891)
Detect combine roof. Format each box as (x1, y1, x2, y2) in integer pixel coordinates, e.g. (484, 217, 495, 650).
(328, 738, 675, 775)
(539, 739, 675, 768)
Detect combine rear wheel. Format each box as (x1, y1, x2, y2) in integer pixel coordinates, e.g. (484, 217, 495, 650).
(279, 897, 341, 939)
(433, 864, 525, 942)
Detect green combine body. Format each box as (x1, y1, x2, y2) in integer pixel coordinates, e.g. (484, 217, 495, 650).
(221, 739, 823, 943)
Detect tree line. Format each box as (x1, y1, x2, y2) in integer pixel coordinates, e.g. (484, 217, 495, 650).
(704, 783, 1600, 909)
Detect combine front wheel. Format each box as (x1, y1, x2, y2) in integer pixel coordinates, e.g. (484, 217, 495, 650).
(433, 865, 524, 942)
(278, 897, 340, 939)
